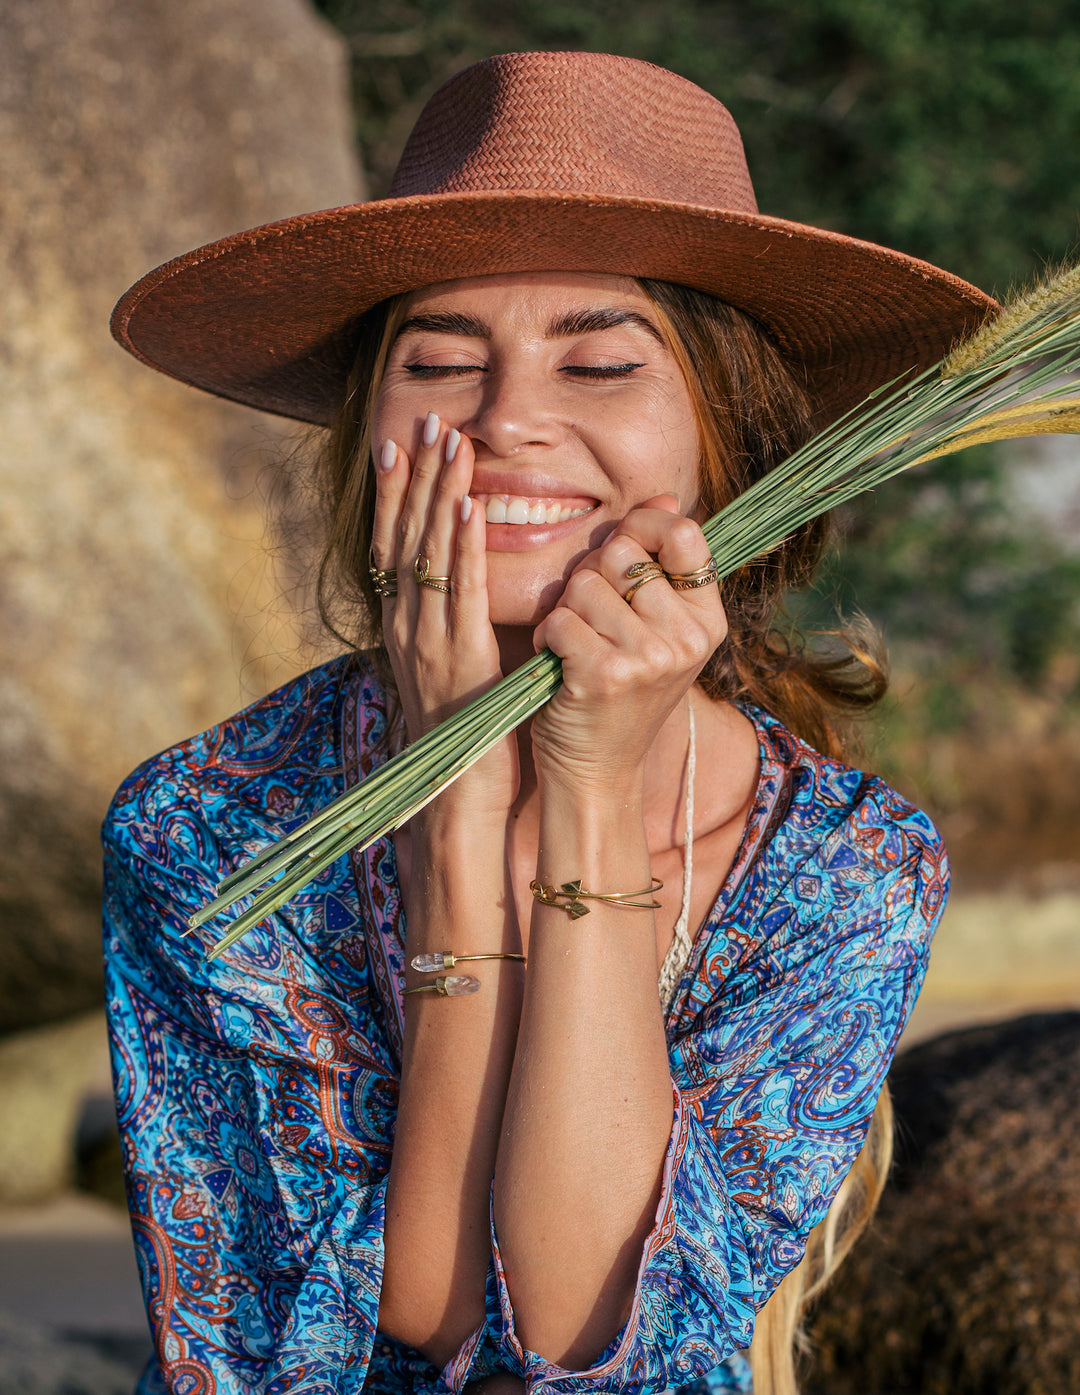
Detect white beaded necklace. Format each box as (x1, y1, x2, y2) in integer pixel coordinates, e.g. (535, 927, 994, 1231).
(657, 701, 696, 1014)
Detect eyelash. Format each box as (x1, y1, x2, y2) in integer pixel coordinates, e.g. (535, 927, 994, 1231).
(402, 363, 646, 380)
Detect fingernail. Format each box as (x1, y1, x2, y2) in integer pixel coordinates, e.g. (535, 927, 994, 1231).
(379, 440, 396, 472)
(445, 427, 461, 462)
(422, 411, 440, 448)
(461, 494, 473, 522)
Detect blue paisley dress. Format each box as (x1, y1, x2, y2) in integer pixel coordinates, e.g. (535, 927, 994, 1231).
(103, 655, 946, 1394)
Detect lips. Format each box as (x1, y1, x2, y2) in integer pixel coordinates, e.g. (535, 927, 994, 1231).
(472, 493, 598, 526)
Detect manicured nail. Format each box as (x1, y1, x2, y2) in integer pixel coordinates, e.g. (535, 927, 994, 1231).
(445, 428, 461, 462)
(422, 411, 440, 448)
(379, 440, 396, 472)
(461, 494, 473, 522)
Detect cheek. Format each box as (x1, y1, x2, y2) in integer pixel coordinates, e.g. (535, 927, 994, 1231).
(371, 387, 422, 456)
(612, 396, 701, 500)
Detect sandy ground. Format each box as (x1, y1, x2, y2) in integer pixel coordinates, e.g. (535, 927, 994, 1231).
(0, 890, 1076, 1389)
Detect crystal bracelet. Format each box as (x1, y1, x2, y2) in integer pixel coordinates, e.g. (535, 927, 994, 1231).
(403, 975, 481, 997)
(529, 877, 663, 920)
(411, 951, 526, 972)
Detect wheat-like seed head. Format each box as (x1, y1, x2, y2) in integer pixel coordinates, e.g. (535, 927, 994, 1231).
(942, 262, 1080, 379)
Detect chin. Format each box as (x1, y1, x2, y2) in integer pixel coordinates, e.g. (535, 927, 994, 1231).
(486, 567, 569, 630)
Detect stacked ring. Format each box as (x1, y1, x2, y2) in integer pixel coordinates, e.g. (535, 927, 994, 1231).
(624, 560, 666, 604)
(368, 549, 398, 598)
(665, 559, 719, 591)
(413, 554, 452, 594)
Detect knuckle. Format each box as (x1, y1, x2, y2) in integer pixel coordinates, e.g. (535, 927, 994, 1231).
(641, 636, 673, 672)
(603, 653, 635, 688)
(602, 532, 637, 565)
(564, 569, 599, 605)
(669, 516, 704, 551)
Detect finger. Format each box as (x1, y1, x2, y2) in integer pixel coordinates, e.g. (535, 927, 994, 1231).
(611, 497, 715, 576)
(371, 438, 408, 573)
(418, 426, 471, 588)
(534, 596, 612, 667)
(448, 454, 493, 639)
(397, 409, 448, 564)
(594, 530, 726, 648)
(535, 566, 644, 653)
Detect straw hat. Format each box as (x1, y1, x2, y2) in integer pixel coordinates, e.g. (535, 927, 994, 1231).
(111, 50, 996, 427)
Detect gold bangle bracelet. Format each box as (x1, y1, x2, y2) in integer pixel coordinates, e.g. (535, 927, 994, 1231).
(529, 877, 663, 920)
(410, 951, 526, 972)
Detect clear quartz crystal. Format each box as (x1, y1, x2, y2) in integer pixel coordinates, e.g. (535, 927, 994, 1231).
(439, 975, 480, 996)
(411, 951, 453, 972)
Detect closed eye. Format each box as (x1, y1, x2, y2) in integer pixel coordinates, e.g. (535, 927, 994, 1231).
(560, 363, 646, 379)
(403, 363, 487, 378)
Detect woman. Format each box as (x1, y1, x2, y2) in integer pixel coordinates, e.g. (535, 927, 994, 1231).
(105, 51, 993, 1395)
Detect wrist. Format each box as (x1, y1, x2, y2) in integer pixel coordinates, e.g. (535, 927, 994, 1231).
(535, 762, 645, 822)
(534, 781, 649, 889)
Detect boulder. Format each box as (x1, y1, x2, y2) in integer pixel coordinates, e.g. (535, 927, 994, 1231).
(0, 1013, 110, 1206)
(0, 0, 363, 1034)
(807, 1012, 1080, 1394)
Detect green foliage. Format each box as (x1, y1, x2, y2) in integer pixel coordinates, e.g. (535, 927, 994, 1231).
(794, 446, 1080, 706)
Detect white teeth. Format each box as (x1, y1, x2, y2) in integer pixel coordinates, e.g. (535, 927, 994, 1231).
(481, 495, 594, 525)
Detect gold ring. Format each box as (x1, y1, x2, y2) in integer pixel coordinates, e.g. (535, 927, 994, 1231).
(624, 560, 666, 604)
(368, 549, 397, 598)
(413, 554, 452, 594)
(665, 559, 719, 591)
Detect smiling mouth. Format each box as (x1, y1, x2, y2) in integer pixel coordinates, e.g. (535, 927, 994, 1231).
(473, 494, 599, 525)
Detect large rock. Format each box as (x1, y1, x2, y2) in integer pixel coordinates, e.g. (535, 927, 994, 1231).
(0, 0, 363, 1034)
(807, 1012, 1080, 1394)
(0, 1013, 110, 1205)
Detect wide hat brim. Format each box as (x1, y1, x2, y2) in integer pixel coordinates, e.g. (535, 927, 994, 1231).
(111, 188, 997, 428)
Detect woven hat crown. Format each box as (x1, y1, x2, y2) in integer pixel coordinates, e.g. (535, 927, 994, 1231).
(110, 50, 995, 427)
(389, 51, 759, 212)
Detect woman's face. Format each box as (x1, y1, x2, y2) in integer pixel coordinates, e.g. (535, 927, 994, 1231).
(372, 271, 702, 626)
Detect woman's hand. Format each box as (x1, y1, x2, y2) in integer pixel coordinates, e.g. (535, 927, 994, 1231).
(371, 412, 518, 814)
(531, 494, 726, 795)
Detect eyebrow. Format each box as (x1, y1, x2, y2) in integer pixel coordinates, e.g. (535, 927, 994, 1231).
(396, 307, 665, 345)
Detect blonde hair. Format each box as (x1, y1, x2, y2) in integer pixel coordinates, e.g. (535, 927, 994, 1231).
(749, 1088, 893, 1393)
(313, 282, 895, 1392)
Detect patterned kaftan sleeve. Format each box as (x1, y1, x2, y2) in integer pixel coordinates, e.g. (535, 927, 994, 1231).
(473, 764, 947, 1395)
(103, 724, 399, 1395)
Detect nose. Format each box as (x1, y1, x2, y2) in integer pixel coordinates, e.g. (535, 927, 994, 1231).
(461, 364, 561, 458)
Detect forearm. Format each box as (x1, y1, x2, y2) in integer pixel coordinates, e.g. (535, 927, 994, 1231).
(493, 780, 674, 1369)
(380, 802, 523, 1364)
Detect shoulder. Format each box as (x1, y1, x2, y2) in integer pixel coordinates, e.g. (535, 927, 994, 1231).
(733, 703, 948, 969)
(102, 653, 389, 871)
(745, 701, 946, 872)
